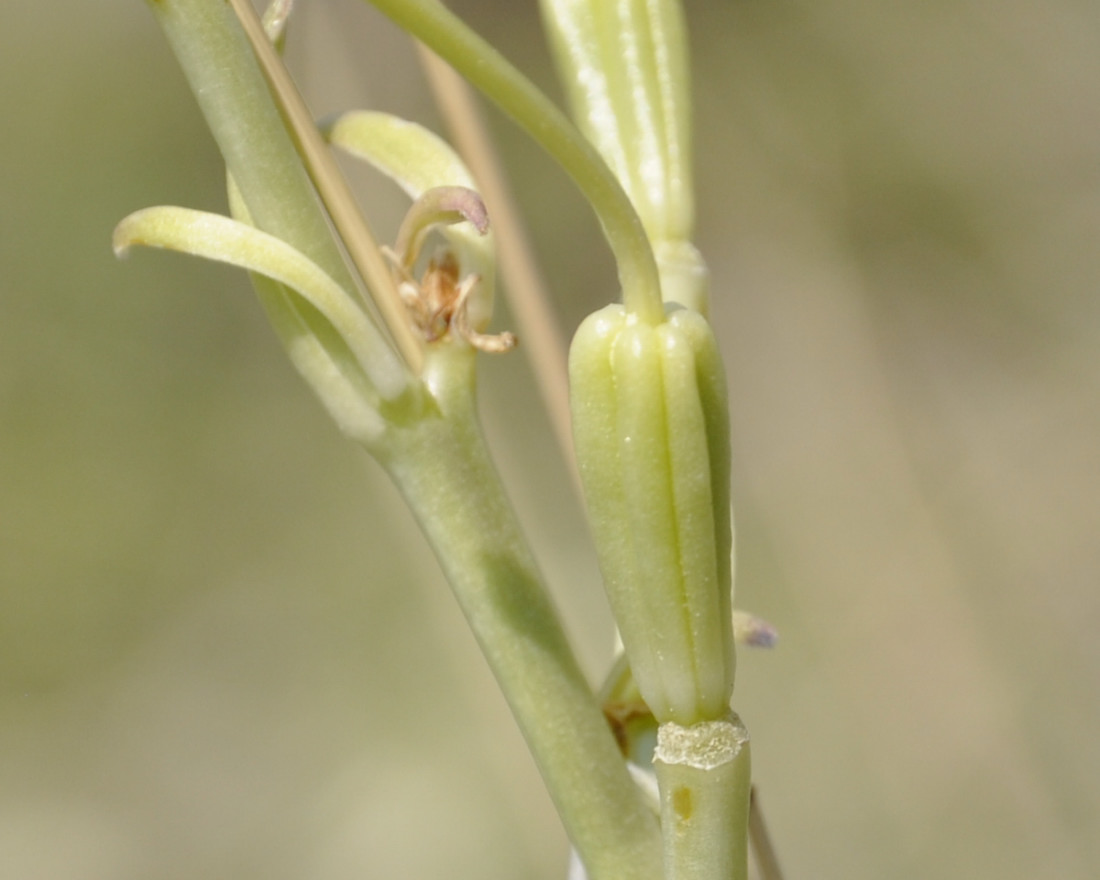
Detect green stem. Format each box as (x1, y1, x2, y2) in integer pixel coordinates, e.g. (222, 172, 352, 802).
(226, 0, 424, 373)
(653, 714, 752, 880)
(376, 345, 662, 880)
(146, 0, 345, 290)
(146, 0, 411, 394)
(363, 0, 664, 323)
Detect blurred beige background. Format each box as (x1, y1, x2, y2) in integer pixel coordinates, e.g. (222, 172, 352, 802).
(2, 1, 1097, 878)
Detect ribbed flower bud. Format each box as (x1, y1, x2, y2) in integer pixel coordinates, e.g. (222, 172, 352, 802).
(541, 0, 711, 314)
(570, 304, 733, 725)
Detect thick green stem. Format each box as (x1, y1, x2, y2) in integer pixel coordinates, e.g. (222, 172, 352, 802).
(147, 0, 346, 290)
(226, 0, 424, 372)
(376, 346, 662, 880)
(363, 0, 664, 323)
(146, 0, 411, 396)
(653, 714, 752, 880)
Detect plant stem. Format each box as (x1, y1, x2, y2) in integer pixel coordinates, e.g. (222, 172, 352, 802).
(146, 0, 413, 401)
(653, 714, 752, 880)
(364, 0, 664, 323)
(376, 345, 662, 880)
(226, 0, 423, 372)
(146, 0, 344, 294)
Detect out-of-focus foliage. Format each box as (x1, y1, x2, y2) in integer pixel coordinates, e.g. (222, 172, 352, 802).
(1, 1, 1097, 879)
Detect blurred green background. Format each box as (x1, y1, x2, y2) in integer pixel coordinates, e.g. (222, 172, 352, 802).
(2, 1, 1097, 878)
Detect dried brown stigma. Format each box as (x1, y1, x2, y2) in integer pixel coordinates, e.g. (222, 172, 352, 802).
(386, 186, 516, 353)
(388, 249, 517, 353)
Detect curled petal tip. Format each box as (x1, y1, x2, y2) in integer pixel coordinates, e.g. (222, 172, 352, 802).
(112, 208, 161, 258)
(394, 186, 490, 266)
(444, 186, 490, 235)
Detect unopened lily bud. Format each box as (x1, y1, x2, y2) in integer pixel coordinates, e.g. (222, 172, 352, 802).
(570, 304, 733, 725)
(541, 0, 694, 247)
(541, 0, 709, 313)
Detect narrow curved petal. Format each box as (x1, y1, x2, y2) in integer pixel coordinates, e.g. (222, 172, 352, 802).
(113, 205, 410, 408)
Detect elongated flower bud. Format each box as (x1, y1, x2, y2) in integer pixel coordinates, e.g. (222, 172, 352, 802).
(541, 0, 711, 315)
(541, 0, 694, 246)
(571, 304, 733, 725)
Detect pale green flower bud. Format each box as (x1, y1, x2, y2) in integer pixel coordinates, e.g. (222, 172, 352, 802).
(570, 304, 733, 725)
(541, 0, 710, 313)
(541, 0, 694, 245)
